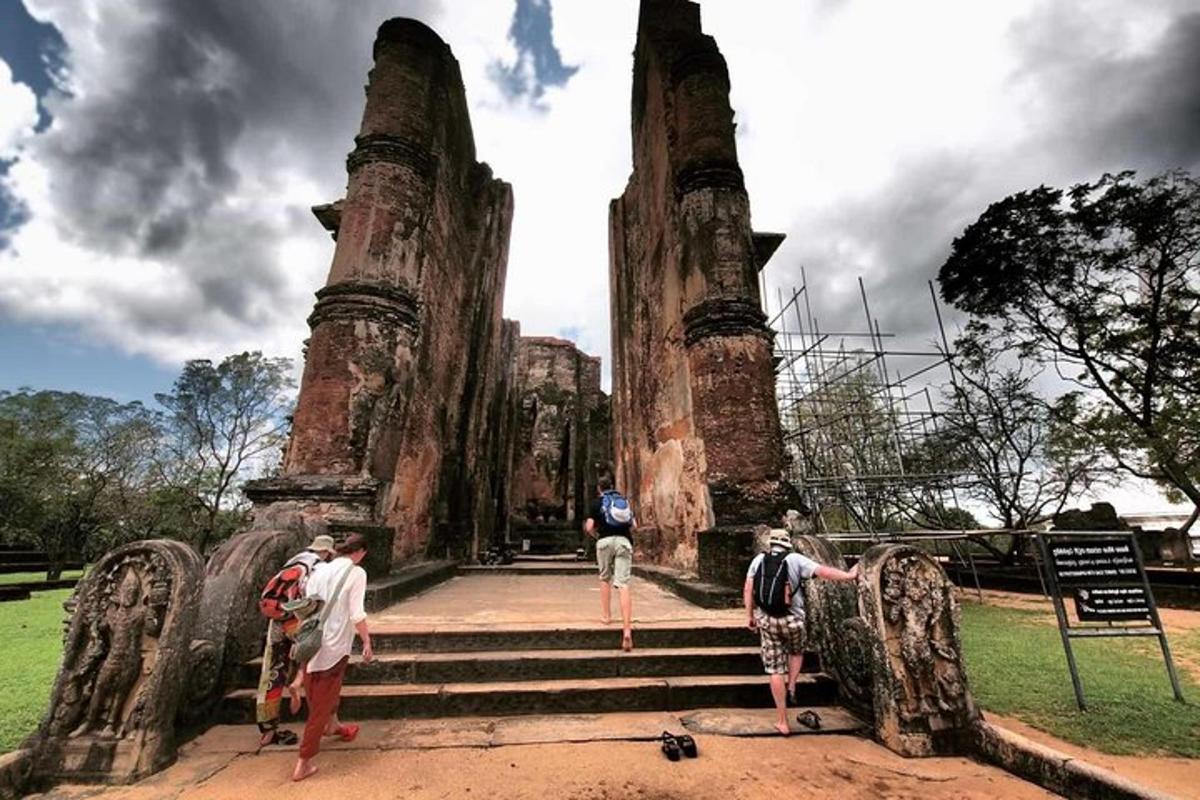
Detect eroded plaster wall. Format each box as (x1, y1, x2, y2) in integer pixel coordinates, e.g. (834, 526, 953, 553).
(609, 0, 794, 570)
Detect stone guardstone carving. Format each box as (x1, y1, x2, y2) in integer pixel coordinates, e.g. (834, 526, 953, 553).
(32, 540, 203, 784)
(858, 544, 979, 756)
(791, 535, 874, 715)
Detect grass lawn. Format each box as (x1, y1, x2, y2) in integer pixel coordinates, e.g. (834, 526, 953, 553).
(0, 570, 84, 586)
(0, 589, 71, 753)
(960, 600, 1200, 757)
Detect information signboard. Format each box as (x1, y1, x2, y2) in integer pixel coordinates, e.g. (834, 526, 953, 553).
(1036, 532, 1184, 710)
(1072, 586, 1151, 622)
(1047, 538, 1141, 586)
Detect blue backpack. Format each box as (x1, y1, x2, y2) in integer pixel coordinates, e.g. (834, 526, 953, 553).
(600, 490, 634, 528)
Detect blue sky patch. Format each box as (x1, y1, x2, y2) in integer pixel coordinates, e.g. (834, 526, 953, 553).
(489, 0, 579, 105)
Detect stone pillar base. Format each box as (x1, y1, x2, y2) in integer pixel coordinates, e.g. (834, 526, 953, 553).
(696, 527, 757, 588)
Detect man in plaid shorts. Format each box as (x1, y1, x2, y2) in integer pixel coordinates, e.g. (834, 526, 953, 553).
(745, 529, 858, 735)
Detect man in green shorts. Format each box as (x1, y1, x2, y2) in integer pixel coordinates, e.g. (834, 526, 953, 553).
(584, 476, 636, 651)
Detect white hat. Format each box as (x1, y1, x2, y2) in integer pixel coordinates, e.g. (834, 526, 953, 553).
(308, 534, 336, 554)
(767, 529, 793, 551)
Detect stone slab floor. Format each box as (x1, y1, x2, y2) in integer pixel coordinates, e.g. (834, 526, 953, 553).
(370, 573, 744, 629)
(29, 714, 1057, 800)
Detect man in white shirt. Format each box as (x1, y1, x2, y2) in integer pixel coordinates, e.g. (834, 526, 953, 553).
(292, 534, 373, 782)
(745, 529, 858, 735)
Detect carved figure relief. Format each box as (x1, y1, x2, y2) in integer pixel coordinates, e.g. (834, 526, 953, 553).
(880, 553, 971, 724)
(35, 540, 203, 784)
(858, 544, 979, 757)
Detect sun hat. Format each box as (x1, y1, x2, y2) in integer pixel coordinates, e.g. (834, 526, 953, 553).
(767, 529, 793, 551)
(308, 534, 336, 554)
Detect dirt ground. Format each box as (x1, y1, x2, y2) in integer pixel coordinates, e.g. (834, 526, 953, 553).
(33, 734, 1057, 800)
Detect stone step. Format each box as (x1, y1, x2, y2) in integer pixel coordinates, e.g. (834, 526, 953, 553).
(220, 673, 837, 722)
(459, 563, 593, 576)
(367, 624, 759, 653)
(236, 646, 768, 687)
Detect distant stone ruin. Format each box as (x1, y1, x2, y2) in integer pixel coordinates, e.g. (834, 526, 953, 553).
(609, 0, 796, 572)
(511, 337, 610, 526)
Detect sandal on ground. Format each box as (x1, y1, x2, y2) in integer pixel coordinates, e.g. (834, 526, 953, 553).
(260, 729, 298, 747)
(674, 732, 698, 758)
(660, 731, 681, 761)
(796, 710, 822, 730)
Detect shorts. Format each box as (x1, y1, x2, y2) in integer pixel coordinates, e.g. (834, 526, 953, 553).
(754, 608, 807, 674)
(596, 535, 633, 588)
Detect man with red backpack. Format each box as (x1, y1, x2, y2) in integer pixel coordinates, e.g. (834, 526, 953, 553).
(745, 529, 858, 735)
(584, 476, 637, 651)
(255, 534, 335, 747)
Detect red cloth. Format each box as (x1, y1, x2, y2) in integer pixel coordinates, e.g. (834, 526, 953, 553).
(298, 655, 349, 759)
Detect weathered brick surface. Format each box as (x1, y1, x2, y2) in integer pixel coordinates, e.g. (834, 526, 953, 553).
(510, 337, 611, 524)
(260, 19, 520, 564)
(609, 0, 794, 571)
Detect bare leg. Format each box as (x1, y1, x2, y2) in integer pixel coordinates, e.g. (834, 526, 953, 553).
(769, 674, 790, 735)
(618, 586, 633, 651)
(787, 653, 803, 701)
(600, 580, 612, 624)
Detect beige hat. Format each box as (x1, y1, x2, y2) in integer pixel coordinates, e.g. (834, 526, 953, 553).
(308, 534, 336, 554)
(767, 529, 793, 551)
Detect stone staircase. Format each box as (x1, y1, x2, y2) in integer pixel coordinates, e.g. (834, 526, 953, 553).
(510, 525, 584, 558)
(220, 622, 839, 721)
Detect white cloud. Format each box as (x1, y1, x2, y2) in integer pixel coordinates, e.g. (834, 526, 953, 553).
(0, 60, 38, 157)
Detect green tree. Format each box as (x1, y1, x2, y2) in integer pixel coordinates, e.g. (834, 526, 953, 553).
(0, 391, 162, 577)
(939, 170, 1200, 532)
(155, 352, 294, 554)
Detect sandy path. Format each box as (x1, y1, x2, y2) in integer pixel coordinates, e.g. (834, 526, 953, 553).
(35, 735, 1058, 800)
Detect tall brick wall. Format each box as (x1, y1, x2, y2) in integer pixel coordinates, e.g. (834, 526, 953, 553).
(609, 0, 794, 571)
(510, 337, 611, 525)
(249, 19, 520, 565)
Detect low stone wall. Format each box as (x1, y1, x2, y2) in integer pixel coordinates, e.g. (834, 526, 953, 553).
(973, 721, 1174, 800)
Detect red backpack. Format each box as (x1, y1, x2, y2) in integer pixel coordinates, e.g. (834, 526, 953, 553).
(259, 560, 313, 620)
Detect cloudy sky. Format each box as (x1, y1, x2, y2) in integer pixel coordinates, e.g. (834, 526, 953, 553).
(1, 0, 1198, 506)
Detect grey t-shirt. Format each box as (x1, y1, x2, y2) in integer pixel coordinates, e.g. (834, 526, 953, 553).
(747, 550, 819, 617)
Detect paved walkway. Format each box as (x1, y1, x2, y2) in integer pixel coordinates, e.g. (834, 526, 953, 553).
(371, 573, 743, 629)
(30, 715, 1056, 800)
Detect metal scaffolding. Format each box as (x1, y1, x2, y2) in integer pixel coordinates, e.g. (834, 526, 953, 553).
(766, 269, 975, 538)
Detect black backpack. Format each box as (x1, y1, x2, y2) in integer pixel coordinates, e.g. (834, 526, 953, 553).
(753, 552, 793, 617)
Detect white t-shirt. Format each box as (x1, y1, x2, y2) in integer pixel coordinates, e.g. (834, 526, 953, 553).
(747, 549, 819, 617)
(304, 556, 368, 672)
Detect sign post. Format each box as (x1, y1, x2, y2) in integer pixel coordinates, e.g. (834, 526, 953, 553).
(1035, 531, 1185, 710)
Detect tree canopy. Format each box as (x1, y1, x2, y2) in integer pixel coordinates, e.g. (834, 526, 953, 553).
(939, 170, 1200, 529)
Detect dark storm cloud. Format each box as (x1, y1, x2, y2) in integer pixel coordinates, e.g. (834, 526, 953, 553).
(773, 2, 1200, 348)
(7, 0, 440, 338)
(1012, 7, 1200, 174)
(489, 0, 579, 105)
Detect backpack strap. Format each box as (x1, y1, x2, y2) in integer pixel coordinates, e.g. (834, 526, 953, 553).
(317, 562, 355, 624)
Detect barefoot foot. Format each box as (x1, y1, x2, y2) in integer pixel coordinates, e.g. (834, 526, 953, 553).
(621, 632, 633, 652)
(774, 721, 791, 736)
(291, 762, 318, 782)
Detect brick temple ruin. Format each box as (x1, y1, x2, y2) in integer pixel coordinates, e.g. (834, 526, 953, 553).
(14, 4, 1103, 798)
